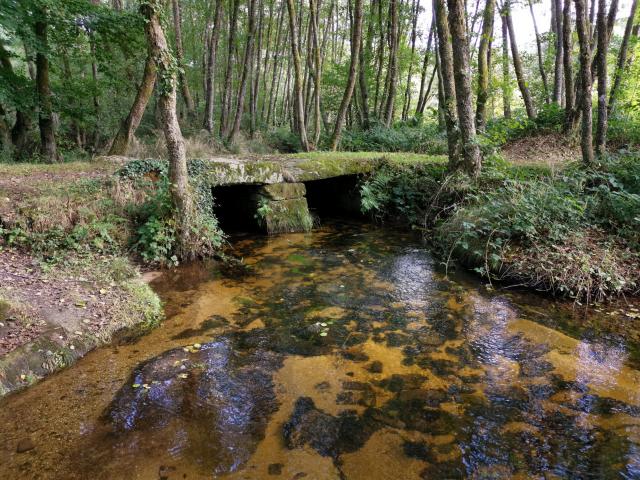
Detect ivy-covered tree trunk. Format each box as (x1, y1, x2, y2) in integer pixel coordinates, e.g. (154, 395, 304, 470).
(447, 0, 481, 175)
(109, 55, 157, 155)
(434, 0, 459, 169)
(475, 0, 495, 131)
(574, 0, 594, 165)
(141, 0, 194, 258)
(330, 0, 363, 150)
(203, 0, 223, 132)
(34, 13, 57, 163)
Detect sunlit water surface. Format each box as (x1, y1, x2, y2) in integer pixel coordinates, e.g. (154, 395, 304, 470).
(1, 221, 640, 479)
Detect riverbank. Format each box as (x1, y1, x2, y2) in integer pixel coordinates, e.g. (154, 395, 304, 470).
(0, 248, 162, 396)
(360, 147, 640, 303)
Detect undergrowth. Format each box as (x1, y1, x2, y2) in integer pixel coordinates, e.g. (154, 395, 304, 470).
(360, 152, 640, 302)
(0, 158, 225, 266)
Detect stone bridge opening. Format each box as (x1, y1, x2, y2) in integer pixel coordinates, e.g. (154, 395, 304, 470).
(211, 174, 364, 235)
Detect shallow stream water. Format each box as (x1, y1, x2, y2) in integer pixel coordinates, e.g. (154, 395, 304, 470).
(1, 221, 640, 479)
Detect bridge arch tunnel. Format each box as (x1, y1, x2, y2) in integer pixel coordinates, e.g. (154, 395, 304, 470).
(210, 174, 364, 234)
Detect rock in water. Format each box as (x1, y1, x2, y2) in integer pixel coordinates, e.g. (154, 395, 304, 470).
(283, 396, 381, 458)
(103, 337, 282, 475)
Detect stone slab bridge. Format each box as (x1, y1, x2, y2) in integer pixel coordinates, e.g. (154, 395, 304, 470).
(195, 154, 388, 234)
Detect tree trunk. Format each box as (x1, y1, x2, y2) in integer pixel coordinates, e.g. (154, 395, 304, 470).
(475, 0, 495, 130)
(330, 0, 364, 150)
(359, 0, 375, 128)
(594, 0, 607, 155)
(251, 0, 265, 135)
(402, 0, 420, 121)
(220, 0, 241, 137)
(575, 0, 594, 165)
(0, 42, 31, 154)
(608, 0, 638, 113)
(228, 0, 258, 144)
(434, 0, 459, 168)
(416, 22, 434, 116)
(203, 0, 223, 132)
(562, 0, 574, 131)
(34, 13, 57, 162)
(448, 0, 481, 175)
(504, 0, 536, 119)
(141, 0, 194, 258)
(551, 0, 563, 103)
(285, 0, 310, 150)
(529, 0, 551, 103)
(266, 2, 286, 125)
(109, 54, 157, 155)
(171, 0, 196, 117)
(373, 0, 385, 115)
(501, 12, 511, 118)
(309, 0, 322, 145)
(382, 0, 399, 126)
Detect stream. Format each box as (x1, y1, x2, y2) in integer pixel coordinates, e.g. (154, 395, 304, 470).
(1, 221, 640, 479)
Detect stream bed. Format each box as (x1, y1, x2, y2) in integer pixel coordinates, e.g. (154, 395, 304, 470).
(1, 221, 640, 479)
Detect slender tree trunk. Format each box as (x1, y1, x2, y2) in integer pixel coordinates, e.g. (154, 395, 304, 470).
(228, 0, 258, 144)
(251, 0, 265, 135)
(475, 0, 495, 130)
(594, 0, 607, 155)
(171, 0, 196, 117)
(109, 55, 157, 155)
(402, 0, 420, 121)
(141, 0, 194, 258)
(504, 0, 536, 119)
(373, 0, 385, 115)
(448, 0, 481, 175)
(382, 0, 399, 126)
(266, 3, 286, 125)
(330, 0, 364, 149)
(309, 0, 322, 145)
(501, 12, 511, 118)
(575, 0, 594, 165)
(34, 13, 57, 162)
(220, 0, 240, 136)
(552, 0, 564, 103)
(203, 0, 223, 132)
(416, 22, 434, 115)
(529, 0, 550, 103)
(562, 0, 574, 131)
(434, 0, 459, 168)
(286, 0, 310, 150)
(608, 0, 638, 114)
(359, 0, 375, 129)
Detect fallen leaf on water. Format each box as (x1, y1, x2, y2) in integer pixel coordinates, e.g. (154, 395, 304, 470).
(177, 373, 188, 379)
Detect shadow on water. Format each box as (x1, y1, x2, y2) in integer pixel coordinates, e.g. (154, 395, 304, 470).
(2, 220, 640, 479)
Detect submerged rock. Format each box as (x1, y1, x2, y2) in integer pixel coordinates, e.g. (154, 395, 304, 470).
(103, 337, 282, 475)
(283, 397, 380, 458)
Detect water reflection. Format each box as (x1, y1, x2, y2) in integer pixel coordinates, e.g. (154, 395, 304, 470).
(0, 221, 639, 479)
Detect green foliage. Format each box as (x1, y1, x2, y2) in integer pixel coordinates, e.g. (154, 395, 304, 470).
(120, 158, 225, 265)
(340, 123, 448, 154)
(359, 151, 640, 301)
(266, 128, 302, 153)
